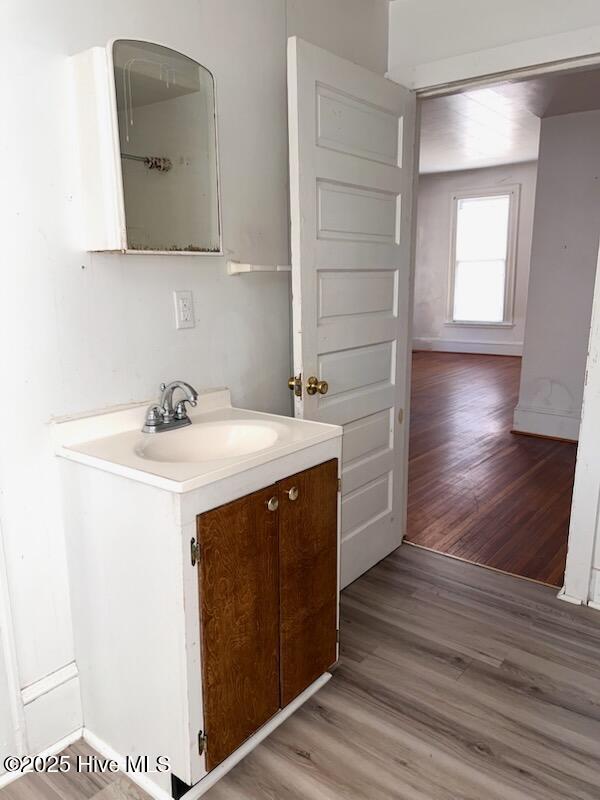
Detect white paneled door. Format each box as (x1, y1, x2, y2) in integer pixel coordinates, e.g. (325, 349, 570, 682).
(287, 37, 416, 588)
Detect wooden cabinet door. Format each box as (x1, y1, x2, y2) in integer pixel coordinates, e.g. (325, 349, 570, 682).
(278, 459, 338, 705)
(198, 485, 280, 770)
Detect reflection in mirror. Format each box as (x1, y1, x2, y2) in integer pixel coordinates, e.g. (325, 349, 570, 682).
(113, 40, 220, 253)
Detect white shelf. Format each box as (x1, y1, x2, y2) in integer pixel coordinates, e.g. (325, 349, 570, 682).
(227, 261, 292, 276)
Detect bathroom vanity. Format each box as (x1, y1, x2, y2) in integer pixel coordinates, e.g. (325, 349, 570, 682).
(54, 389, 342, 799)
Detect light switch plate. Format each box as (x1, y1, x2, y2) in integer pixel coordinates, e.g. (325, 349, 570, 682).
(173, 290, 195, 329)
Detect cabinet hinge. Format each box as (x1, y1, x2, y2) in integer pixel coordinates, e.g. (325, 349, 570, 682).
(191, 537, 200, 567)
(337, 478, 342, 493)
(198, 731, 207, 755)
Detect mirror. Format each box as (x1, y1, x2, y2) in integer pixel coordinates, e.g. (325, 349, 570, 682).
(112, 40, 220, 253)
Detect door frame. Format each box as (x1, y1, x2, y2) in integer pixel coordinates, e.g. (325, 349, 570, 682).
(406, 51, 600, 606)
(0, 520, 27, 767)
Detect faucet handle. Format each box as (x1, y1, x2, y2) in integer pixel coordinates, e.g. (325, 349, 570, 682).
(147, 404, 163, 423)
(142, 404, 165, 433)
(175, 399, 196, 420)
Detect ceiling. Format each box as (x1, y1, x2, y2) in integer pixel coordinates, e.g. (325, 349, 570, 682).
(419, 65, 600, 173)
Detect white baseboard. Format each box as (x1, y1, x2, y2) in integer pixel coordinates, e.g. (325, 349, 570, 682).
(182, 673, 331, 799)
(83, 729, 173, 800)
(88, 673, 332, 800)
(0, 728, 83, 789)
(587, 568, 600, 610)
(0, 770, 19, 789)
(412, 337, 523, 356)
(0, 662, 82, 786)
(556, 586, 583, 605)
(1, 670, 332, 799)
(0, 662, 83, 786)
(513, 404, 580, 441)
(0, 725, 169, 797)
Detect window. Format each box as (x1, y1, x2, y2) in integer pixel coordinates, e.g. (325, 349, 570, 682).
(448, 187, 519, 325)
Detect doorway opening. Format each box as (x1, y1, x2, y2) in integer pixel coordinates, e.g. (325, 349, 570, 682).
(407, 65, 600, 587)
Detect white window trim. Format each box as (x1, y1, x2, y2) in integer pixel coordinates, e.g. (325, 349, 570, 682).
(445, 184, 520, 328)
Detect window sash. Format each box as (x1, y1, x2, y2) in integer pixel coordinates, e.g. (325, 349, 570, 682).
(448, 187, 518, 326)
(455, 194, 511, 262)
(453, 259, 506, 323)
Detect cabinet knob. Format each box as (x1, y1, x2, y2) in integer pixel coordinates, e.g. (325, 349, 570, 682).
(287, 486, 299, 501)
(266, 496, 279, 512)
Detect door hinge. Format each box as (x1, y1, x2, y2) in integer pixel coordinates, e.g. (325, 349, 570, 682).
(191, 537, 200, 567)
(337, 478, 342, 493)
(198, 731, 207, 755)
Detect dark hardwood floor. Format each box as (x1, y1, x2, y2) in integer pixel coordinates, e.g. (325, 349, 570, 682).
(407, 351, 578, 587)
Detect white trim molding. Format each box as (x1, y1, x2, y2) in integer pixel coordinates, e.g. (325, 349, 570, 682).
(556, 587, 583, 606)
(588, 569, 600, 610)
(562, 569, 600, 611)
(561, 242, 600, 605)
(21, 665, 83, 754)
(85, 673, 332, 800)
(444, 321, 516, 329)
(413, 338, 523, 357)
(0, 728, 83, 790)
(0, 520, 27, 757)
(513, 403, 580, 442)
(21, 662, 79, 706)
(389, 24, 600, 91)
(83, 729, 173, 800)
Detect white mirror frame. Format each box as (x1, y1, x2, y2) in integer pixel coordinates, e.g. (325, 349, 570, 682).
(71, 37, 223, 256)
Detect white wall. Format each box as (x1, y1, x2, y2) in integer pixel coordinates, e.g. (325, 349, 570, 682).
(287, 0, 389, 74)
(388, 0, 600, 88)
(413, 162, 537, 356)
(514, 111, 600, 441)
(0, 0, 389, 765)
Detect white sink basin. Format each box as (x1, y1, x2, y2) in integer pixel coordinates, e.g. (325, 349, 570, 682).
(54, 389, 342, 492)
(134, 419, 286, 463)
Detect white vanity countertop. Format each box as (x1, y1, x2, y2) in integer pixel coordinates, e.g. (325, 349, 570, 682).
(53, 389, 342, 493)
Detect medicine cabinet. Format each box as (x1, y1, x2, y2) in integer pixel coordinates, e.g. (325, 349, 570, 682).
(72, 39, 221, 254)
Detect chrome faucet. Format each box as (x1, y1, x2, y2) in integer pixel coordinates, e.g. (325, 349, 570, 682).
(142, 381, 199, 433)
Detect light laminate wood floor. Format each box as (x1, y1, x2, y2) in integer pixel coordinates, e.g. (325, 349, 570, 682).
(408, 351, 578, 586)
(3, 547, 600, 800)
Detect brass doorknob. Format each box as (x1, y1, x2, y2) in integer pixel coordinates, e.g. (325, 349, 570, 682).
(266, 496, 279, 512)
(306, 376, 329, 396)
(287, 486, 299, 501)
